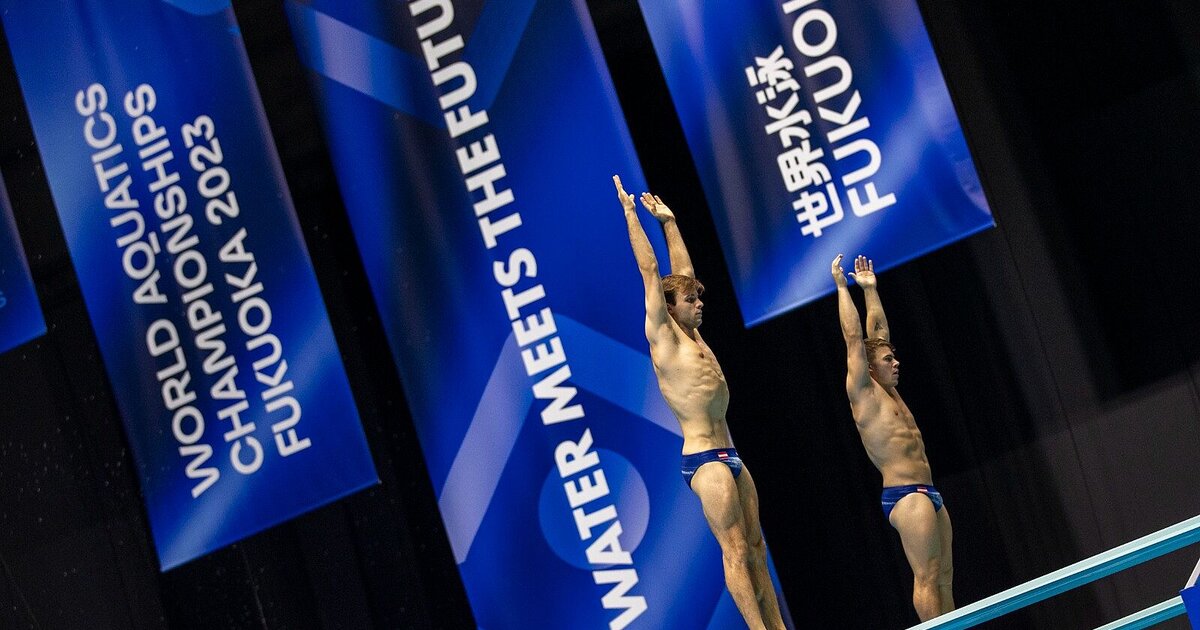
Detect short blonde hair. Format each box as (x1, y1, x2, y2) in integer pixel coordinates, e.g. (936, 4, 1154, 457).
(661, 275, 704, 306)
(864, 338, 895, 361)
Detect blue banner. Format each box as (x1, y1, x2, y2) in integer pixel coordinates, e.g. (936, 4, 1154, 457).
(1180, 585, 1200, 624)
(1185, 584, 1200, 630)
(639, 0, 994, 325)
(0, 174, 45, 354)
(1185, 562, 1200, 630)
(1, 0, 377, 570)
(286, 0, 789, 627)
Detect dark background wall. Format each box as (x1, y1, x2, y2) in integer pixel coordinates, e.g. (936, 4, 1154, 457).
(1, 1, 1198, 628)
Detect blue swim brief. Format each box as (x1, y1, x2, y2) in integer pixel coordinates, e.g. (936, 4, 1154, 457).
(881, 484, 944, 521)
(681, 448, 743, 488)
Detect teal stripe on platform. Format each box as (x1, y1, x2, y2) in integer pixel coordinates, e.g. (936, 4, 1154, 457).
(910, 514, 1200, 630)
(1094, 597, 1185, 630)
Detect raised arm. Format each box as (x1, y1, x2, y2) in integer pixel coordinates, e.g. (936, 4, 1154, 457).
(834, 254, 872, 400)
(615, 176, 673, 345)
(640, 192, 694, 278)
(850, 255, 889, 342)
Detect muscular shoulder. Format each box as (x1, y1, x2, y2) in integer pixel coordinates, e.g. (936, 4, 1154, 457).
(646, 319, 684, 358)
(848, 381, 885, 417)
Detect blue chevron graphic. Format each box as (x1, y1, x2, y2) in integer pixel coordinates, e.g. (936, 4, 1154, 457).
(285, 0, 538, 126)
(438, 314, 677, 564)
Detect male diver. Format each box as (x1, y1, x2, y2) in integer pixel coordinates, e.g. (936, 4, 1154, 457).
(614, 175, 784, 630)
(832, 253, 954, 621)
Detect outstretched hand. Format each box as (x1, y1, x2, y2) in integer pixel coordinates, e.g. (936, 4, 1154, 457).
(832, 254, 848, 288)
(640, 192, 675, 223)
(613, 175, 636, 212)
(849, 255, 876, 289)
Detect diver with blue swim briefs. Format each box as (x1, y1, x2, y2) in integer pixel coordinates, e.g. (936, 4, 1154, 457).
(616, 176, 784, 630)
(681, 448, 744, 487)
(833, 254, 955, 623)
(881, 484, 944, 520)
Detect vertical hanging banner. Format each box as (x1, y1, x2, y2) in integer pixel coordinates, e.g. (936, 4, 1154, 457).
(1, 0, 378, 570)
(639, 0, 994, 325)
(286, 0, 789, 627)
(0, 174, 45, 354)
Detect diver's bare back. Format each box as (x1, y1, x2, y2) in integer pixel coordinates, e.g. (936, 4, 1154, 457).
(852, 383, 932, 487)
(650, 325, 732, 454)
